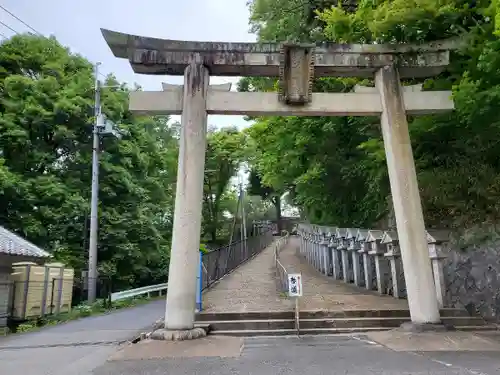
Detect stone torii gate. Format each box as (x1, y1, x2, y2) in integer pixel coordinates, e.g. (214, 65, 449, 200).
(101, 29, 455, 334)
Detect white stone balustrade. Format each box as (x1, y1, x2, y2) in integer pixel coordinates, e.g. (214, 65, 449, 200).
(380, 231, 406, 299)
(296, 223, 450, 309)
(356, 229, 375, 291)
(346, 228, 364, 288)
(366, 230, 390, 295)
(335, 228, 351, 283)
(313, 228, 320, 270)
(426, 230, 449, 308)
(329, 228, 342, 279)
(324, 228, 335, 277)
(319, 230, 330, 276)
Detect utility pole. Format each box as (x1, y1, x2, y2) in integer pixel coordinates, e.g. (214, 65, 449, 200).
(239, 178, 247, 255)
(87, 63, 121, 303)
(87, 62, 101, 303)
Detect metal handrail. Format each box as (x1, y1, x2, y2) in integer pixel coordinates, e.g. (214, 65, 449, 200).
(274, 232, 290, 293)
(201, 229, 274, 290)
(110, 229, 274, 303)
(110, 283, 168, 302)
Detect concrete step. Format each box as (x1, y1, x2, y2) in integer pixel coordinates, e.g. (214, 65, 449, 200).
(457, 325, 499, 332)
(211, 327, 391, 337)
(196, 308, 469, 322)
(203, 316, 488, 332)
(210, 325, 498, 337)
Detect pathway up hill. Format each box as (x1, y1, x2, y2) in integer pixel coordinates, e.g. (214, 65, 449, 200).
(278, 237, 408, 312)
(197, 237, 488, 336)
(200, 237, 407, 314)
(200, 242, 292, 313)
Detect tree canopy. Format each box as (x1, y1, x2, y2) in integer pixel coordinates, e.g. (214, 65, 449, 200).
(244, 0, 500, 229)
(0, 34, 254, 290)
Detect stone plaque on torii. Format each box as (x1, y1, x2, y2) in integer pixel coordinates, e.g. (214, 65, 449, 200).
(102, 28, 455, 334)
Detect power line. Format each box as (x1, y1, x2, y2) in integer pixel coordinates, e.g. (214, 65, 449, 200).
(0, 32, 6, 39)
(0, 20, 19, 34)
(0, 4, 108, 79)
(0, 4, 41, 35)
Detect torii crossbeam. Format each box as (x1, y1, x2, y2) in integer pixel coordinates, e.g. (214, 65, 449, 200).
(102, 28, 455, 334)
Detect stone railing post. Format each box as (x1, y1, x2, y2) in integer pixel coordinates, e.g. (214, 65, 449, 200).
(347, 228, 364, 287)
(336, 228, 352, 283)
(316, 227, 324, 271)
(298, 224, 304, 255)
(329, 229, 342, 279)
(314, 227, 322, 272)
(312, 227, 319, 270)
(325, 227, 336, 277)
(305, 226, 313, 264)
(426, 230, 449, 309)
(366, 230, 390, 295)
(307, 227, 313, 265)
(356, 229, 375, 291)
(381, 231, 406, 299)
(319, 228, 330, 276)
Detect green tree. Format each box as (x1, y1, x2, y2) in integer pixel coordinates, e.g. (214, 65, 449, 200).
(247, 168, 283, 230)
(202, 126, 246, 244)
(243, 0, 500, 230)
(0, 34, 178, 289)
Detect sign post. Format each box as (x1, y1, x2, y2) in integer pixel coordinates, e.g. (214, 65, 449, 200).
(287, 273, 303, 336)
(196, 251, 203, 312)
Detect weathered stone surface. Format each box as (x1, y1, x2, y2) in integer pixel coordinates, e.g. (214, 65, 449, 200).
(101, 28, 456, 78)
(201, 242, 292, 313)
(443, 231, 500, 322)
(398, 322, 450, 333)
(108, 336, 243, 361)
(150, 327, 207, 341)
(128, 90, 454, 116)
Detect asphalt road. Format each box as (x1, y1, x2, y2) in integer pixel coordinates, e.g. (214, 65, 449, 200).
(93, 335, 500, 375)
(2, 299, 499, 375)
(0, 299, 164, 375)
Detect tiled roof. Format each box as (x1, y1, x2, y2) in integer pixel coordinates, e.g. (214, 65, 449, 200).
(0, 226, 51, 258)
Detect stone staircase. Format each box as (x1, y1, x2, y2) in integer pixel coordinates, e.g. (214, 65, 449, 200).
(196, 309, 495, 337)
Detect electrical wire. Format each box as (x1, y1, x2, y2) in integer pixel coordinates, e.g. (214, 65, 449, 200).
(0, 3, 107, 79)
(0, 4, 41, 35)
(0, 20, 18, 34)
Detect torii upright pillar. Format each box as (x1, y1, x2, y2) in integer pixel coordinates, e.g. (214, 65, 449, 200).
(166, 61, 209, 330)
(163, 63, 232, 331)
(375, 66, 440, 325)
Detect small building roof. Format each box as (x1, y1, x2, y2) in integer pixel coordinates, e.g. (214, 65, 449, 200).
(0, 226, 51, 258)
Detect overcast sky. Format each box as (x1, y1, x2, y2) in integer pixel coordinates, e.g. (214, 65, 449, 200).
(1, 0, 255, 129)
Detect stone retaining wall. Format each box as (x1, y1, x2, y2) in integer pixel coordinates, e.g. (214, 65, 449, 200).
(444, 232, 500, 322)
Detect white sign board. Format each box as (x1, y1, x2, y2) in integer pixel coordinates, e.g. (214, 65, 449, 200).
(288, 273, 303, 297)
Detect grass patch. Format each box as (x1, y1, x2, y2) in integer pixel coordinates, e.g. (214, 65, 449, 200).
(279, 291, 289, 299)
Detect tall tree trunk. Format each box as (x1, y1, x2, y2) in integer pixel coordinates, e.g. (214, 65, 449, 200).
(210, 225, 217, 243)
(272, 195, 282, 232)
